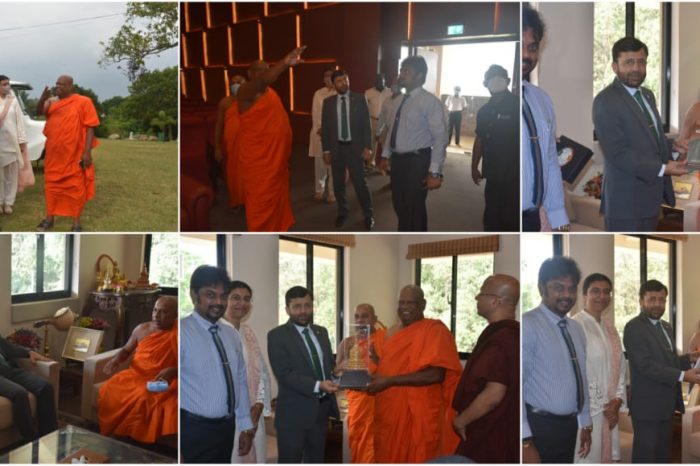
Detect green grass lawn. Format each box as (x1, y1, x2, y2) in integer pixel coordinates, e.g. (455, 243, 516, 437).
(0, 139, 178, 232)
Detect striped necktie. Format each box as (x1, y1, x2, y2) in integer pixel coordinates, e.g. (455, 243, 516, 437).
(633, 90, 660, 143)
(558, 319, 584, 413)
(522, 96, 544, 207)
(209, 325, 236, 417)
(302, 327, 324, 381)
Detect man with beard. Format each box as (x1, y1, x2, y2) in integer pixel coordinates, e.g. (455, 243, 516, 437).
(522, 256, 592, 463)
(623, 280, 700, 462)
(521, 4, 569, 232)
(180, 266, 254, 463)
(267, 286, 340, 462)
(321, 69, 375, 230)
(593, 37, 688, 231)
(471, 65, 519, 231)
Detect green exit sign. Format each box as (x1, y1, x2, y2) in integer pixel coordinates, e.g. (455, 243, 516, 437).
(447, 24, 464, 35)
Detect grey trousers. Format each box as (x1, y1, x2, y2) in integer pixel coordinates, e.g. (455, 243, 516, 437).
(0, 161, 18, 206)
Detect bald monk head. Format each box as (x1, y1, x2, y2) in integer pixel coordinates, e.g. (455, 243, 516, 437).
(475, 274, 520, 323)
(397, 285, 426, 327)
(247, 60, 269, 81)
(55, 75, 74, 99)
(152, 296, 178, 331)
(354, 303, 378, 333)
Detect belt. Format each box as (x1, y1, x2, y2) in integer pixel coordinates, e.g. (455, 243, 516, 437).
(526, 404, 577, 419)
(181, 409, 234, 424)
(391, 147, 431, 157)
(338, 140, 352, 145)
(522, 208, 539, 215)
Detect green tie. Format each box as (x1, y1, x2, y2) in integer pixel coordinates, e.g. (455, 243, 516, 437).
(302, 327, 324, 381)
(655, 321, 672, 352)
(633, 90, 660, 142)
(340, 96, 349, 140)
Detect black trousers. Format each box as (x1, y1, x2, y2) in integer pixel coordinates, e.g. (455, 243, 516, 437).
(390, 148, 431, 231)
(605, 216, 658, 232)
(448, 111, 463, 145)
(331, 143, 373, 220)
(181, 409, 236, 463)
(522, 208, 541, 232)
(484, 177, 519, 231)
(631, 417, 673, 463)
(526, 405, 578, 463)
(0, 367, 57, 442)
(276, 398, 332, 463)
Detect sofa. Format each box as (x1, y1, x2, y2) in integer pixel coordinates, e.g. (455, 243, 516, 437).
(682, 385, 700, 462)
(181, 174, 214, 231)
(0, 359, 59, 450)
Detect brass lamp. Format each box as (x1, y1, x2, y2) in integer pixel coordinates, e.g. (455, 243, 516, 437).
(33, 307, 76, 356)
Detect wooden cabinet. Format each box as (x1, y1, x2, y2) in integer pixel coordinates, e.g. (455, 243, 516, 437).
(81, 290, 161, 350)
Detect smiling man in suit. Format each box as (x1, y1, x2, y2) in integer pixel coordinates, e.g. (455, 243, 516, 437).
(593, 37, 688, 231)
(267, 286, 340, 463)
(623, 280, 700, 463)
(321, 69, 375, 230)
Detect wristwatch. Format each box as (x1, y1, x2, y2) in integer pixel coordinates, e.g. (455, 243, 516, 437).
(554, 224, 571, 232)
(430, 171, 443, 179)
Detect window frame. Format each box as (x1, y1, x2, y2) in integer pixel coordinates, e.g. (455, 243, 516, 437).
(11, 234, 74, 304)
(143, 234, 182, 297)
(279, 236, 345, 348)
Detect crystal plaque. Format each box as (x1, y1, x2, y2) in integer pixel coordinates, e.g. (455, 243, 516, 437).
(338, 324, 372, 389)
(688, 138, 700, 172)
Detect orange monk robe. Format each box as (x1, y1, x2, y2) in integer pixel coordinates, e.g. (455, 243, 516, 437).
(374, 319, 462, 463)
(224, 100, 244, 208)
(97, 324, 178, 443)
(346, 327, 386, 464)
(236, 88, 294, 231)
(43, 94, 100, 217)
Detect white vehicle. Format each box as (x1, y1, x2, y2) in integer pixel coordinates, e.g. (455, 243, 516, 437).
(10, 81, 46, 162)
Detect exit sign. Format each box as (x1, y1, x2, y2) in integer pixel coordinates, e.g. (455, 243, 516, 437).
(447, 24, 464, 35)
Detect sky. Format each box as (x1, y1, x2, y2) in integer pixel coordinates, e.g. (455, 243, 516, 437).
(1, 2, 178, 100)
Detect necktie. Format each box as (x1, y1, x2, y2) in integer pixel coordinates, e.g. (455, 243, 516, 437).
(389, 94, 409, 150)
(655, 321, 673, 352)
(522, 96, 544, 207)
(340, 96, 349, 140)
(558, 319, 584, 413)
(209, 325, 235, 417)
(302, 327, 324, 381)
(633, 90, 660, 143)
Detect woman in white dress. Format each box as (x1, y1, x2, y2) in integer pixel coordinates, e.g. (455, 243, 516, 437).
(0, 76, 28, 214)
(222, 280, 272, 463)
(572, 273, 626, 463)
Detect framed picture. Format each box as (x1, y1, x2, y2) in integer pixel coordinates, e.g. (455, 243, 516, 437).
(556, 135, 594, 185)
(62, 327, 104, 362)
(673, 181, 694, 200)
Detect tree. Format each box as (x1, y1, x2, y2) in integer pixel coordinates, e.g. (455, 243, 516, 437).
(99, 2, 179, 82)
(150, 110, 177, 141)
(120, 67, 178, 136)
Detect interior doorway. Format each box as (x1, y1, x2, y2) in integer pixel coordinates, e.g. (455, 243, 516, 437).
(400, 40, 518, 155)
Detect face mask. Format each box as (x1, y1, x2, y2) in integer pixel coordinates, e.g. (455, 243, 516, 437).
(391, 84, 401, 94)
(487, 76, 508, 94)
(230, 83, 241, 96)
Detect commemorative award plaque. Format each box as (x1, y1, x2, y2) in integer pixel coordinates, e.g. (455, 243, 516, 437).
(688, 138, 700, 172)
(338, 324, 372, 389)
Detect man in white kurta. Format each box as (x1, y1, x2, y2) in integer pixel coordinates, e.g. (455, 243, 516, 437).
(365, 74, 392, 167)
(0, 77, 28, 214)
(309, 68, 336, 202)
(572, 274, 626, 463)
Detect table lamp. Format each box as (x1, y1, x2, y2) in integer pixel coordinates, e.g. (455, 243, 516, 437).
(33, 306, 76, 356)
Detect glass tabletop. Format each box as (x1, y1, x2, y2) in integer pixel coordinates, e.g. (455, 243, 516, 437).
(0, 424, 175, 464)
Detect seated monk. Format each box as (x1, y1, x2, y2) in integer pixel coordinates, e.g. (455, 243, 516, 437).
(97, 296, 178, 443)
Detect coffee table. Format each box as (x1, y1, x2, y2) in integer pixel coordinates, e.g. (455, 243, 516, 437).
(0, 424, 174, 463)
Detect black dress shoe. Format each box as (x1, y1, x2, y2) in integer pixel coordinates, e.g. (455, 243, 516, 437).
(365, 216, 375, 231)
(335, 216, 347, 228)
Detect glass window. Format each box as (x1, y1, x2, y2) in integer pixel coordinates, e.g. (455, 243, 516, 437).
(520, 234, 557, 312)
(11, 234, 73, 303)
(179, 234, 219, 317)
(613, 235, 642, 337)
(145, 234, 179, 294)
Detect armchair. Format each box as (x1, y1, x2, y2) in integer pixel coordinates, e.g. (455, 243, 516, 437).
(682, 385, 700, 462)
(81, 349, 131, 423)
(0, 359, 59, 450)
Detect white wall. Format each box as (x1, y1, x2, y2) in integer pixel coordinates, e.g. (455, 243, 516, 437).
(565, 234, 616, 322)
(678, 237, 700, 352)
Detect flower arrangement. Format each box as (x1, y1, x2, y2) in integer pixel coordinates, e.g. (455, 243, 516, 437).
(6, 328, 41, 350)
(75, 316, 111, 331)
(583, 172, 603, 199)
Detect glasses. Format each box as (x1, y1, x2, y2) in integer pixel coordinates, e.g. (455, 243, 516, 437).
(587, 288, 613, 297)
(229, 294, 252, 303)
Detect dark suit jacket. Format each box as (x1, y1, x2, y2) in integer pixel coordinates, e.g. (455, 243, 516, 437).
(593, 78, 675, 221)
(267, 320, 339, 430)
(623, 313, 691, 420)
(320, 92, 372, 157)
(0, 336, 30, 368)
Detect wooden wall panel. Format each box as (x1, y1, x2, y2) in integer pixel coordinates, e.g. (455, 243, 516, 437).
(267, 2, 305, 17)
(412, 2, 518, 42)
(186, 2, 207, 31)
(185, 31, 205, 67)
(300, 6, 343, 61)
(235, 2, 264, 22)
(203, 68, 227, 103)
(182, 69, 203, 101)
(261, 14, 297, 62)
(231, 20, 260, 65)
(209, 2, 233, 27)
(205, 26, 229, 66)
(293, 63, 337, 115)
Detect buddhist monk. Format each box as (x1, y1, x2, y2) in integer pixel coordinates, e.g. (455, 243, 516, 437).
(36, 75, 99, 232)
(336, 303, 385, 463)
(368, 285, 463, 463)
(452, 275, 520, 463)
(97, 296, 178, 443)
(235, 46, 306, 231)
(214, 73, 246, 209)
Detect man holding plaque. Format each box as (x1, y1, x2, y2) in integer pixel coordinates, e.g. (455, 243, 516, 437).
(267, 286, 340, 463)
(593, 37, 689, 231)
(368, 285, 462, 463)
(336, 303, 385, 463)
